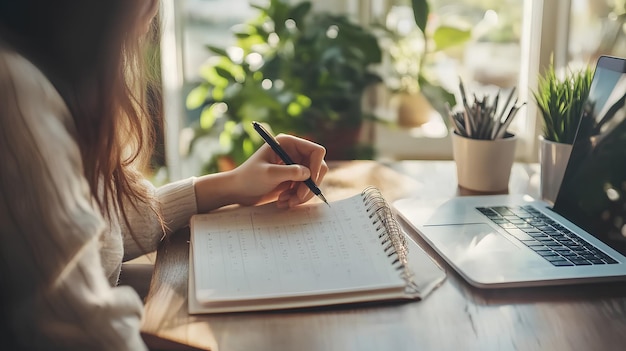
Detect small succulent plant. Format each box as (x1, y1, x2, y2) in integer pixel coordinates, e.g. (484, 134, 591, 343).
(533, 65, 594, 144)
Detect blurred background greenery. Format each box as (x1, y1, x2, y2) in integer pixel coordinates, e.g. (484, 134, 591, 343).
(148, 0, 626, 182)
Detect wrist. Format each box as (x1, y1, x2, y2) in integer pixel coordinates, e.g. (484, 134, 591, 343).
(193, 169, 243, 213)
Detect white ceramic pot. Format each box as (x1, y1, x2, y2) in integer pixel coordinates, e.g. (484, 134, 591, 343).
(451, 132, 517, 192)
(539, 137, 573, 204)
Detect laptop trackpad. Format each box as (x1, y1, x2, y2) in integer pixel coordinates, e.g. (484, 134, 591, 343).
(421, 223, 535, 284)
(424, 223, 518, 254)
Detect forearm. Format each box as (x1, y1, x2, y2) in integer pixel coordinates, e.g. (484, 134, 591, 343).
(193, 169, 242, 213)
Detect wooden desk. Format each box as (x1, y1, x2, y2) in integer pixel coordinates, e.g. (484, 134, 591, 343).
(140, 160, 626, 351)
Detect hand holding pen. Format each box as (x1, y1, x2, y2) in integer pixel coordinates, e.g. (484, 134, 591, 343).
(252, 121, 330, 206)
(191, 126, 328, 212)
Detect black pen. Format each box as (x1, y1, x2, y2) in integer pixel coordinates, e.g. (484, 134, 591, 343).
(252, 121, 329, 206)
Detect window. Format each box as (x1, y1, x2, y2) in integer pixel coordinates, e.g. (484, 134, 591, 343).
(159, 0, 616, 179)
(373, 0, 526, 161)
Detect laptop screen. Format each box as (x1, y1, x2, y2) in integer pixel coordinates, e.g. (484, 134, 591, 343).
(553, 55, 626, 256)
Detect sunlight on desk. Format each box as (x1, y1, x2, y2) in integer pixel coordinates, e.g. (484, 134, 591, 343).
(139, 160, 626, 351)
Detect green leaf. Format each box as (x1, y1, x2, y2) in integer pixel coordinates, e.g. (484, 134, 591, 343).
(533, 64, 593, 143)
(234, 32, 252, 40)
(411, 0, 429, 35)
(287, 101, 304, 116)
(419, 78, 456, 122)
(211, 86, 225, 101)
(206, 45, 229, 57)
(219, 130, 232, 150)
(199, 104, 220, 129)
(296, 94, 311, 108)
(242, 137, 256, 158)
(186, 84, 208, 109)
(219, 121, 237, 149)
(198, 61, 230, 87)
(433, 26, 471, 51)
(232, 23, 256, 38)
(214, 66, 237, 82)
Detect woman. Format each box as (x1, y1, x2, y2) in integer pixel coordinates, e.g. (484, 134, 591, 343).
(0, 0, 328, 349)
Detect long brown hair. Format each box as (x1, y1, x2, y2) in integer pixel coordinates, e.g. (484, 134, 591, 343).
(0, 0, 160, 219)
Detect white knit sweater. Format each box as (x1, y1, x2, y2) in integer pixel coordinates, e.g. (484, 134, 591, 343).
(0, 41, 197, 349)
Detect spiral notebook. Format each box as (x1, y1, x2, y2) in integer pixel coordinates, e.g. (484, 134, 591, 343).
(188, 187, 446, 314)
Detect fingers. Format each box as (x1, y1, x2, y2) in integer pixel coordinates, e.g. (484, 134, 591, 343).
(265, 164, 311, 183)
(246, 133, 328, 207)
(274, 134, 327, 179)
(272, 134, 328, 205)
(276, 188, 297, 209)
(265, 163, 317, 206)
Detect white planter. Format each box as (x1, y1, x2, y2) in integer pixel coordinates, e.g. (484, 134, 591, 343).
(452, 132, 517, 192)
(539, 137, 573, 204)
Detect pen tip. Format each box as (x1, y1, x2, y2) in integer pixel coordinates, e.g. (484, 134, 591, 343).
(319, 194, 330, 207)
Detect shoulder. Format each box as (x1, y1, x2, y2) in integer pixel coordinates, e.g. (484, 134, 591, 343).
(0, 40, 74, 133)
(0, 40, 90, 217)
(0, 39, 80, 163)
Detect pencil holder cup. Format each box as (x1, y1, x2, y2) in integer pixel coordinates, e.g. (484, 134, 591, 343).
(452, 132, 517, 193)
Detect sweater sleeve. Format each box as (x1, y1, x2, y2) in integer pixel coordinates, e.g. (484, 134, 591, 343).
(121, 177, 198, 261)
(0, 47, 147, 350)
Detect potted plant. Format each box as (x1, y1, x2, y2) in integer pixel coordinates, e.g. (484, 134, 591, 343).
(533, 64, 593, 203)
(377, 0, 471, 128)
(448, 81, 524, 192)
(185, 0, 382, 173)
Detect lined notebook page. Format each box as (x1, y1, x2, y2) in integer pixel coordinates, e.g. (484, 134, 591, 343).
(191, 193, 405, 302)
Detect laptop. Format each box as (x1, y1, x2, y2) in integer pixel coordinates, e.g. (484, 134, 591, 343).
(393, 55, 626, 288)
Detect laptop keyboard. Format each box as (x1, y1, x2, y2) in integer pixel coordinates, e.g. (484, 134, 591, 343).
(476, 205, 618, 267)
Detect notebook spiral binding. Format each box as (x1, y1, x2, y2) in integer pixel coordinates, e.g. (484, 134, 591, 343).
(362, 186, 420, 294)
